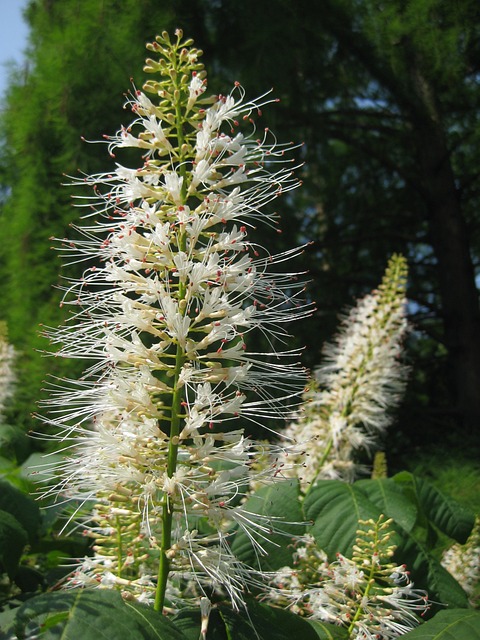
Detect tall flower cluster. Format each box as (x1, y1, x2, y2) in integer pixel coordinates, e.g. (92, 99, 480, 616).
(0, 321, 16, 422)
(268, 516, 429, 639)
(282, 254, 409, 485)
(41, 31, 309, 610)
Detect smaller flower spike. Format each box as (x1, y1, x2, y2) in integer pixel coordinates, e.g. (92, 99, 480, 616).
(282, 254, 409, 485)
(268, 515, 429, 638)
(39, 31, 311, 612)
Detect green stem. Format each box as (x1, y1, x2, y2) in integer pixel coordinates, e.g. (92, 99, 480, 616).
(347, 527, 379, 636)
(154, 341, 186, 611)
(304, 436, 334, 498)
(154, 42, 190, 611)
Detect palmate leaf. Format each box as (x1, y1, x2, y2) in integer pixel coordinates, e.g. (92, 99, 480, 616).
(0, 479, 41, 542)
(303, 478, 470, 609)
(172, 600, 348, 639)
(0, 508, 28, 579)
(303, 480, 384, 557)
(355, 477, 418, 532)
(401, 609, 480, 639)
(393, 472, 475, 543)
(230, 479, 306, 571)
(397, 534, 470, 610)
(9, 590, 187, 640)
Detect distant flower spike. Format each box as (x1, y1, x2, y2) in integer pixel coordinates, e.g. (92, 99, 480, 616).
(283, 254, 409, 485)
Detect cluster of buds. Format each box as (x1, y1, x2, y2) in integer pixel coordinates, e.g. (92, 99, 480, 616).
(282, 254, 409, 485)
(268, 516, 429, 639)
(40, 30, 310, 610)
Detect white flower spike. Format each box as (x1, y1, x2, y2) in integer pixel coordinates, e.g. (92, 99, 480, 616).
(283, 254, 409, 485)
(40, 30, 311, 612)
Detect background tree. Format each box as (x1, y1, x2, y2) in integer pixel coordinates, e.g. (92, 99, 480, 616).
(0, 0, 177, 426)
(1, 0, 479, 464)
(186, 0, 480, 453)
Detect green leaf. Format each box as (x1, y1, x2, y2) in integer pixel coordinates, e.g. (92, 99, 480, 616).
(304, 619, 350, 639)
(393, 472, 475, 543)
(230, 479, 305, 570)
(395, 533, 470, 610)
(141, 602, 346, 640)
(0, 424, 30, 463)
(400, 609, 480, 639)
(302, 479, 469, 608)
(227, 601, 345, 640)
(172, 608, 230, 640)
(0, 508, 28, 579)
(19, 452, 63, 486)
(0, 479, 41, 542)
(11, 590, 187, 639)
(303, 480, 382, 557)
(355, 477, 418, 532)
(0, 606, 20, 638)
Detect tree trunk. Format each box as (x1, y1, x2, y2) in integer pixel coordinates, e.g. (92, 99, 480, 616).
(412, 74, 480, 441)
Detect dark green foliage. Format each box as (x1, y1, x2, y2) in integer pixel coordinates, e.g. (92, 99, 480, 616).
(0, 425, 29, 465)
(401, 609, 480, 639)
(0, 509, 28, 580)
(3, 590, 187, 640)
(230, 479, 306, 571)
(392, 471, 475, 545)
(0, 481, 41, 584)
(304, 476, 475, 610)
(2, 592, 349, 640)
(176, 0, 480, 451)
(0, 480, 40, 543)
(0, 472, 475, 637)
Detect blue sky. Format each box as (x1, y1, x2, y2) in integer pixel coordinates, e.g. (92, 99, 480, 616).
(0, 1, 29, 102)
